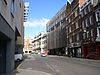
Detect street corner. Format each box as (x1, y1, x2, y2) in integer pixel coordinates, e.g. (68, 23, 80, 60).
(15, 69, 54, 75)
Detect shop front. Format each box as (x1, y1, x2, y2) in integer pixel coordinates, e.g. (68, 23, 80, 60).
(68, 43, 82, 58)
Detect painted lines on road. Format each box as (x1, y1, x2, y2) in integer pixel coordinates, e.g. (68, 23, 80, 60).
(45, 62, 60, 73)
(26, 68, 33, 70)
(45, 63, 55, 71)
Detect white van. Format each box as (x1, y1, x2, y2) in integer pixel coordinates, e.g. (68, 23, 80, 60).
(15, 53, 23, 61)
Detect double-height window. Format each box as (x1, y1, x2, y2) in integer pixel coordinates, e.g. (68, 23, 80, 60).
(11, 0, 15, 17)
(95, 9, 100, 21)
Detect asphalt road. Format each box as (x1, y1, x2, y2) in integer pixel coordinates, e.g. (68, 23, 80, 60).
(18, 54, 100, 75)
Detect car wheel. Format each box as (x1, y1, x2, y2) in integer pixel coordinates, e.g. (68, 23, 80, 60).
(17, 59, 20, 62)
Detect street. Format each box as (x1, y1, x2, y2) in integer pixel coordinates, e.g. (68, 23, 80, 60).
(14, 54, 100, 75)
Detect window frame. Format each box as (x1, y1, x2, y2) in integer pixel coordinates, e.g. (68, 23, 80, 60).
(11, 0, 15, 17)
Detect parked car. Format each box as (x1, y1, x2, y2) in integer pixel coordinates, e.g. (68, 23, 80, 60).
(41, 52, 46, 57)
(15, 53, 23, 62)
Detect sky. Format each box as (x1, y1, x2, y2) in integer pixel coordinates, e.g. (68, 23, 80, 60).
(24, 0, 67, 38)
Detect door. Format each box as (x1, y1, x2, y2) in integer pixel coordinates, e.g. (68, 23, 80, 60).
(0, 39, 6, 73)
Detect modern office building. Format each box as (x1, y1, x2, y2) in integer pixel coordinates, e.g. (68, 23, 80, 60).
(32, 32, 48, 54)
(0, 0, 24, 74)
(46, 4, 67, 55)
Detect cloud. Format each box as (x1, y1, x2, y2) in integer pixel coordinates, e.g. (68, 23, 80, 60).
(24, 18, 49, 27)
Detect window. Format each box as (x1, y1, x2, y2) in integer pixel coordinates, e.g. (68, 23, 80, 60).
(69, 27, 71, 33)
(29, 51, 32, 53)
(69, 18, 71, 23)
(95, 10, 100, 21)
(77, 34, 79, 41)
(88, 4, 91, 12)
(97, 27, 100, 37)
(85, 18, 89, 27)
(24, 13, 26, 15)
(91, 29, 93, 37)
(51, 26, 54, 31)
(25, 51, 28, 53)
(83, 33, 86, 39)
(55, 22, 60, 28)
(82, 21, 85, 28)
(89, 16, 93, 25)
(75, 10, 78, 17)
(81, 11, 84, 17)
(76, 22, 78, 29)
(87, 31, 89, 38)
(84, 8, 87, 15)
(70, 37, 72, 43)
(11, 0, 15, 17)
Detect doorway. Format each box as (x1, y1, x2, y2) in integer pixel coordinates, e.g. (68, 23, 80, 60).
(0, 39, 6, 73)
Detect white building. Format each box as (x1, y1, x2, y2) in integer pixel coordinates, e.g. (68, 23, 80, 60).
(24, 1, 29, 22)
(32, 32, 48, 54)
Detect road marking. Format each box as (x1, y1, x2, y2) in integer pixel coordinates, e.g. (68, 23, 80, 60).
(46, 63, 55, 71)
(45, 62, 60, 73)
(26, 68, 33, 70)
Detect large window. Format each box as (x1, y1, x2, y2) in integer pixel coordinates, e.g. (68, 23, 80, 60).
(91, 29, 93, 37)
(74, 7, 78, 17)
(86, 31, 89, 38)
(89, 16, 93, 25)
(69, 27, 71, 33)
(84, 8, 87, 15)
(76, 22, 78, 29)
(85, 18, 89, 27)
(97, 27, 100, 37)
(70, 37, 72, 43)
(83, 33, 86, 39)
(77, 34, 79, 41)
(82, 21, 85, 29)
(11, 0, 15, 17)
(88, 3, 91, 12)
(95, 9, 100, 21)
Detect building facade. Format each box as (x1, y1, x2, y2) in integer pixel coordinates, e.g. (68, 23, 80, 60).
(24, 1, 29, 22)
(0, 0, 24, 74)
(46, 4, 67, 55)
(32, 32, 47, 54)
(23, 0, 30, 54)
(23, 37, 33, 54)
(46, 0, 100, 59)
(80, 0, 100, 59)
(66, 0, 83, 57)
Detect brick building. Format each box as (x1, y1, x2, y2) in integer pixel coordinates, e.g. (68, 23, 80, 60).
(80, 0, 100, 59)
(66, 0, 83, 57)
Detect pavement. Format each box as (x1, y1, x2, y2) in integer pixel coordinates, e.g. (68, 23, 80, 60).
(15, 69, 54, 75)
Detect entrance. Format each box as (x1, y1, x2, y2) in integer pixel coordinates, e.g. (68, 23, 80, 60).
(0, 39, 6, 73)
